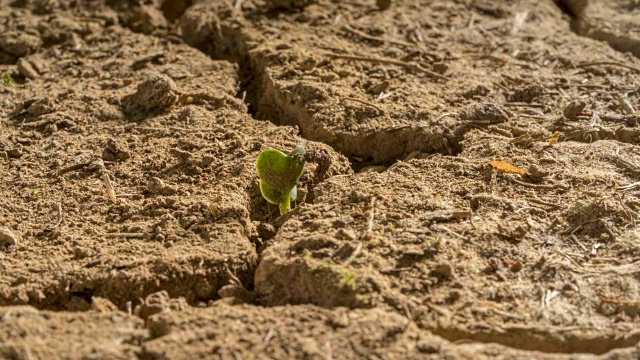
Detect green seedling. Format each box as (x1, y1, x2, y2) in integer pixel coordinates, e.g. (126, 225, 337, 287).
(338, 267, 356, 290)
(256, 145, 306, 215)
(2, 73, 15, 87)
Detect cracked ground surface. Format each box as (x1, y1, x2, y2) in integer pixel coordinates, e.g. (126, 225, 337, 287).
(0, 0, 639, 358)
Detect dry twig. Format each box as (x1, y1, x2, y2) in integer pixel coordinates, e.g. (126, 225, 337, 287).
(106, 233, 149, 239)
(507, 176, 570, 190)
(342, 24, 414, 47)
(577, 61, 640, 74)
(342, 97, 384, 114)
(326, 53, 450, 81)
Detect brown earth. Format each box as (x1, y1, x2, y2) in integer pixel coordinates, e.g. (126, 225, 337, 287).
(1, 0, 639, 358)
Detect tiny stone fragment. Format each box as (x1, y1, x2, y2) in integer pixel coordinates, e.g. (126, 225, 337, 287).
(508, 84, 543, 103)
(6, 146, 23, 158)
(134, 290, 187, 320)
(91, 297, 119, 313)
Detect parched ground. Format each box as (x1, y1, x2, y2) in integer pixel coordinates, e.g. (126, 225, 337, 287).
(1, 0, 639, 359)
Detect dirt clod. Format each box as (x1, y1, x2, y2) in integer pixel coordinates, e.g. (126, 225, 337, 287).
(122, 75, 180, 115)
(102, 139, 130, 162)
(134, 291, 187, 320)
(563, 99, 587, 120)
(432, 263, 455, 280)
(257, 222, 277, 241)
(0, 227, 18, 248)
(16, 58, 39, 79)
(146, 177, 177, 196)
(0, 31, 42, 60)
(459, 103, 510, 123)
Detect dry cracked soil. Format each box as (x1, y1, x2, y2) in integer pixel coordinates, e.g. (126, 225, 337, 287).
(1, 0, 640, 359)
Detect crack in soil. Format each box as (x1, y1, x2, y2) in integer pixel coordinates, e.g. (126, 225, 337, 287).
(426, 325, 640, 355)
(176, 8, 464, 170)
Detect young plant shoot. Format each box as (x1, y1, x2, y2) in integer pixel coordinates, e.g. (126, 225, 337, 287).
(256, 145, 306, 215)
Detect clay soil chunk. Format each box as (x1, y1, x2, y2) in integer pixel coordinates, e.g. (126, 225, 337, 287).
(563, 0, 640, 59)
(0, 306, 145, 360)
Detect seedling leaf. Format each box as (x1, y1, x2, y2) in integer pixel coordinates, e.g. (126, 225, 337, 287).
(256, 146, 305, 215)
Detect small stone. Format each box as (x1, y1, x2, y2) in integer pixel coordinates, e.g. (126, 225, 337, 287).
(0, 227, 19, 248)
(432, 62, 448, 74)
(510, 260, 524, 272)
(217, 284, 252, 303)
(432, 263, 454, 280)
(563, 100, 587, 120)
(6, 146, 23, 159)
(377, 0, 392, 10)
(367, 80, 389, 95)
(508, 84, 544, 103)
(134, 290, 187, 320)
(257, 223, 277, 241)
(320, 73, 337, 83)
(124, 6, 169, 34)
(102, 139, 130, 162)
(17, 58, 39, 79)
(527, 165, 548, 179)
(0, 31, 42, 58)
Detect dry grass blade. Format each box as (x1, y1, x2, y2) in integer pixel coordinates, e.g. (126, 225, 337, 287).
(618, 181, 640, 191)
(102, 172, 117, 203)
(342, 97, 384, 115)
